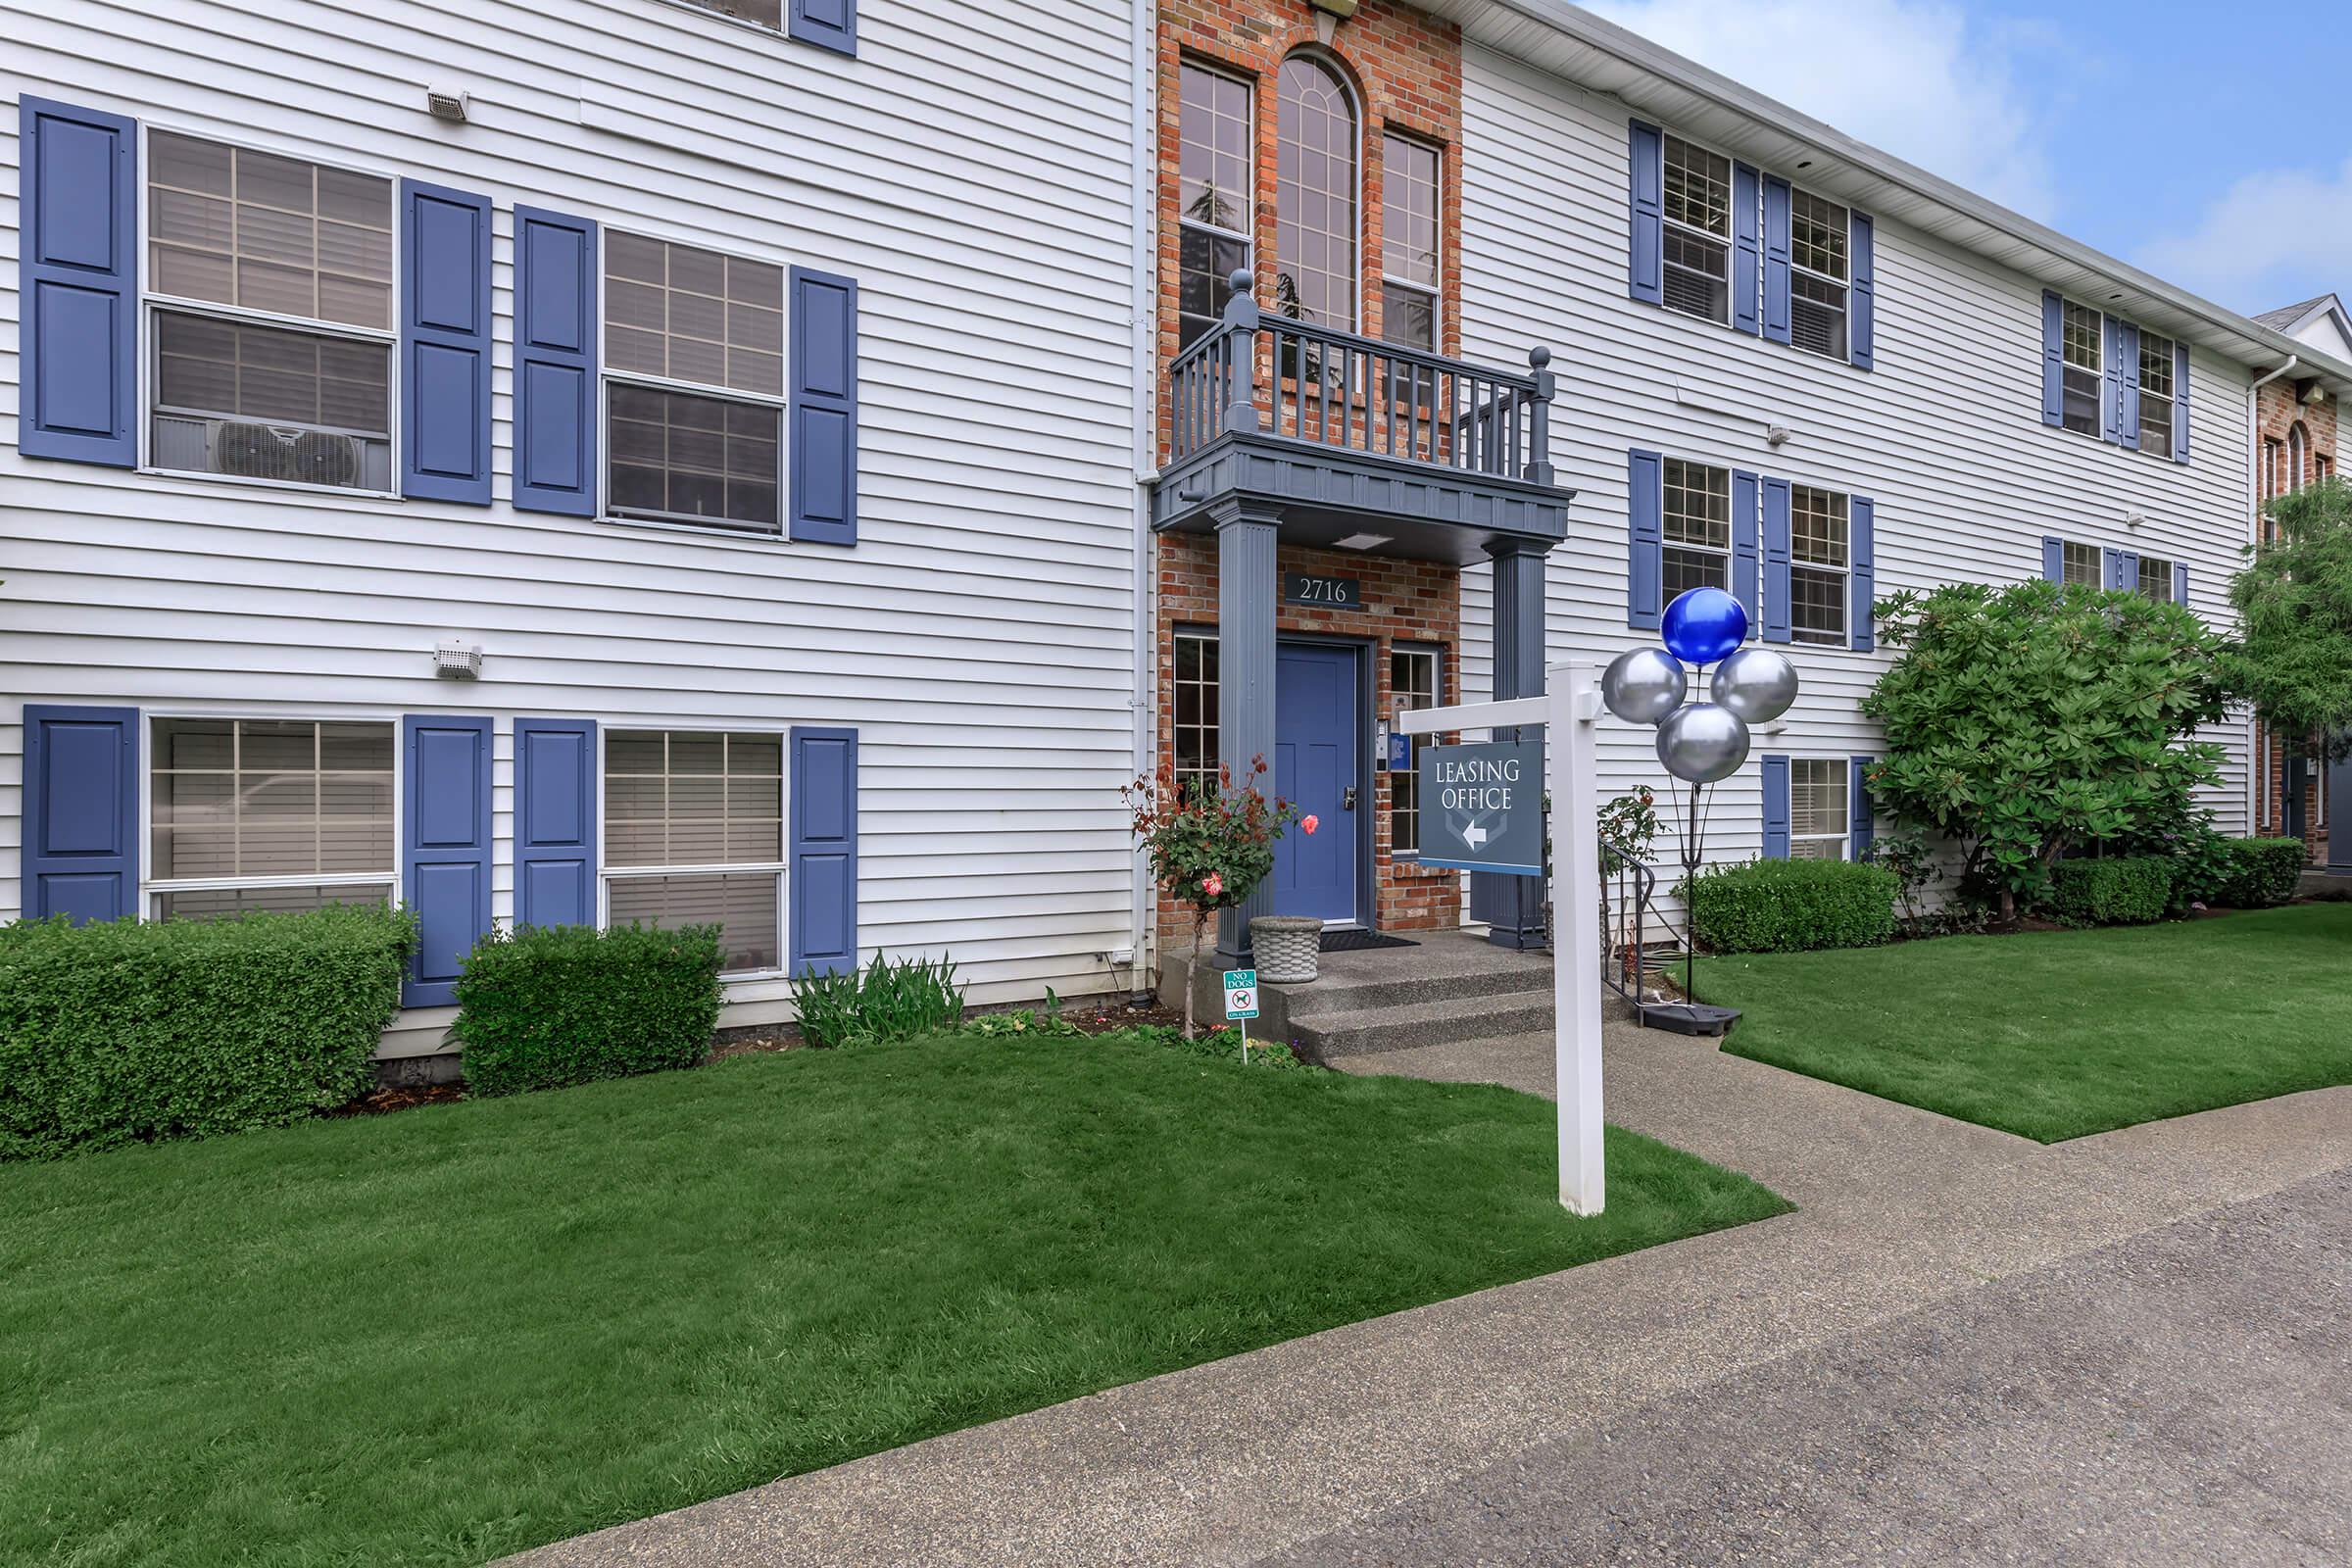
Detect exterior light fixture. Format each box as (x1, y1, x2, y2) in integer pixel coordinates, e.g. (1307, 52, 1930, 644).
(1332, 531, 1392, 551)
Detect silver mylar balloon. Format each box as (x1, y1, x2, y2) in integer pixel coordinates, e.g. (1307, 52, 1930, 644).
(1655, 702, 1751, 784)
(1709, 647, 1798, 724)
(1600, 647, 1688, 725)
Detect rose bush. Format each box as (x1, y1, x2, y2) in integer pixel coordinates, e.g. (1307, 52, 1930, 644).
(1123, 757, 1307, 1037)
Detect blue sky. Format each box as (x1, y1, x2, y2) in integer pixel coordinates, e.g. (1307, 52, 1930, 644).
(1587, 0, 2352, 317)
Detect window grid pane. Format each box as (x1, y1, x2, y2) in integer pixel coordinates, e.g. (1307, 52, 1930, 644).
(2137, 554, 2172, 602)
(151, 718, 395, 888)
(1789, 758, 1847, 858)
(607, 383, 780, 533)
(1663, 459, 1730, 549)
(2138, 331, 2176, 458)
(2062, 541, 2100, 588)
(1662, 136, 1730, 237)
(1789, 190, 1848, 279)
(148, 131, 395, 330)
(1179, 64, 1254, 349)
(1381, 134, 1441, 290)
(1389, 648, 1439, 855)
(605, 231, 784, 397)
(1274, 56, 1357, 330)
(1174, 631, 1221, 805)
(604, 731, 784, 974)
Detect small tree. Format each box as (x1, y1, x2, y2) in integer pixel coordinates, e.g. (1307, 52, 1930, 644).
(1862, 578, 2229, 920)
(2225, 474, 2352, 760)
(1123, 758, 1307, 1038)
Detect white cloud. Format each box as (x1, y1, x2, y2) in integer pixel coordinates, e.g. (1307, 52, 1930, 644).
(1584, 0, 2063, 220)
(2137, 157, 2352, 315)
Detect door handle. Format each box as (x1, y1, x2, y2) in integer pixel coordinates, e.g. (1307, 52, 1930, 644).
(1343, 785, 1358, 811)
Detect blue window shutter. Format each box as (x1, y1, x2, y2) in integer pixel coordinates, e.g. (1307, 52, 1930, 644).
(1762, 175, 1792, 346)
(2173, 562, 2189, 607)
(1849, 211, 1875, 369)
(1761, 755, 1791, 859)
(402, 714, 492, 1005)
(790, 727, 859, 977)
(19, 98, 137, 467)
(1731, 468, 1760, 621)
(1762, 476, 1792, 643)
(790, 0, 856, 55)
(1627, 121, 1664, 305)
(1627, 448, 1663, 629)
(2039, 291, 2064, 427)
(400, 180, 493, 504)
(23, 705, 138, 923)
(2120, 551, 2140, 593)
(1732, 162, 1761, 334)
(1849, 495, 1876, 652)
(514, 717, 598, 929)
(2173, 340, 2190, 463)
(1848, 756, 1875, 860)
(514, 208, 598, 516)
(2100, 547, 2120, 590)
(2118, 320, 2141, 451)
(790, 268, 858, 546)
(2041, 535, 2065, 583)
(2099, 318, 2124, 445)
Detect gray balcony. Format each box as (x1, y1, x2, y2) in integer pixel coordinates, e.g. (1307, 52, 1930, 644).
(1151, 272, 1572, 564)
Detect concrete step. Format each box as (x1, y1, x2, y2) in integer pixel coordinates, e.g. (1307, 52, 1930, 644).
(1281, 958, 1555, 1014)
(1291, 990, 1560, 1061)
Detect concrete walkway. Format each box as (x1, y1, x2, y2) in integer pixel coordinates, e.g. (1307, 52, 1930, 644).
(511, 1021, 2352, 1568)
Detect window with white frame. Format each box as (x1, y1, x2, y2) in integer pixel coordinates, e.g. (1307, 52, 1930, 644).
(2136, 552, 2174, 602)
(1660, 134, 1731, 324)
(1173, 630, 1220, 805)
(678, 0, 782, 27)
(1788, 758, 1848, 860)
(1663, 458, 1732, 599)
(1380, 133, 1441, 354)
(2060, 539, 2100, 588)
(144, 132, 396, 491)
(1178, 62, 1254, 350)
(2137, 330, 2177, 458)
(148, 717, 396, 918)
(604, 730, 785, 973)
(1274, 54, 1358, 331)
(1789, 485, 1849, 644)
(2060, 300, 2102, 437)
(1788, 188, 1849, 360)
(605, 232, 786, 534)
(1388, 646, 1440, 855)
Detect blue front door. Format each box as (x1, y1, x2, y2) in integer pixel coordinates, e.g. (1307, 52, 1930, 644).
(1273, 642, 1359, 923)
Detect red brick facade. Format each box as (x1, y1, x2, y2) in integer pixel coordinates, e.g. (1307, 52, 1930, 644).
(1150, 0, 1472, 936)
(1154, 534, 1464, 935)
(2252, 380, 2339, 858)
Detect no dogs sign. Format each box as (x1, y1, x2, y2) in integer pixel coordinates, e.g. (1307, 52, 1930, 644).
(1223, 969, 1259, 1020)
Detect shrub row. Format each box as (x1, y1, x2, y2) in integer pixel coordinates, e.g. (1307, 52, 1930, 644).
(453, 923, 725, 1097)
(2045, 856, 2173, 926)
(0, 905, 415, 1161)
(2214, 837, 2306, 909)
(1681, 858, 1899, 955)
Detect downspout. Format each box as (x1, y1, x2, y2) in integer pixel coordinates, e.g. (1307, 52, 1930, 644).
(1126, 0, 1157, 1005)
(2247, 354, 2295, 835)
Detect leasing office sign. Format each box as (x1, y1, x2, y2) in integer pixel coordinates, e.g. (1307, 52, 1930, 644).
(1416, 741, 1544, 876)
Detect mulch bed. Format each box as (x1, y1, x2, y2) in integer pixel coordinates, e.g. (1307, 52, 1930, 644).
(327, 1083, 465, 1117)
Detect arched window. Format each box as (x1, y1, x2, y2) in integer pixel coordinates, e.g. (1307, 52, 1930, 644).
(2288, 421, 2308, 493)
(1274, 54, 1357, 331)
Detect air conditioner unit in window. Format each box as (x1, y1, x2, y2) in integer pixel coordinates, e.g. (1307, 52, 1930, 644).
(215, 420, 288, 480)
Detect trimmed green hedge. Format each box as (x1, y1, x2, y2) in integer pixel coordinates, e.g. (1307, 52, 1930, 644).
(454, 923, 724, 1096)
(2215, 837, 2306, 909)
(2045, 856, 2172, 926)
(1681, 858, 1898, 954)
(0, 904, 415, 1160)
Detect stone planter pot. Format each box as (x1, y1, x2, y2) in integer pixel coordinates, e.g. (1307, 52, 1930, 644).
(1250, 915, 1323, 984)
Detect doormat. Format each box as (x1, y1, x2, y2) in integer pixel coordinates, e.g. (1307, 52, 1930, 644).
(1320, 929, 1419, 953)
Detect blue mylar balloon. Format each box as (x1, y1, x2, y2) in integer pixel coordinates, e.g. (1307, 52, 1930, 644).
(1661, 586, 1749, 666)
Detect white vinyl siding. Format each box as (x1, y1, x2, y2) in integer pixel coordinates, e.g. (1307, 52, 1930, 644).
(1456, 43, 2259, 914)
(2, 0, 1146, 1031)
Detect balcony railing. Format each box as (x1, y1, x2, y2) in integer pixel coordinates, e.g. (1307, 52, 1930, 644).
(1168, 270, 1556, 487)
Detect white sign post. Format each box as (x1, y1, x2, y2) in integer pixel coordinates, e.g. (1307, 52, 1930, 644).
(1396, 662, 1605, 1215)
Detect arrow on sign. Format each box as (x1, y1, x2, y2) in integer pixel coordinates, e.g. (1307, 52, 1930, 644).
(1464, 822, 1489, 848)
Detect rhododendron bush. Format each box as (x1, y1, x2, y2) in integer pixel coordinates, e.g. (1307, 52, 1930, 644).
(1123, 757, 1308, 1037)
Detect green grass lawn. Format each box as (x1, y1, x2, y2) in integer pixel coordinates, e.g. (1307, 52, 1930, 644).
(0, 1032, 1786, 1566)
(1700, 903, 2352, 1142)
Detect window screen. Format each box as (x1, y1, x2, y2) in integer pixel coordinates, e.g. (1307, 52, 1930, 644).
(604, 730, 785, 973)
